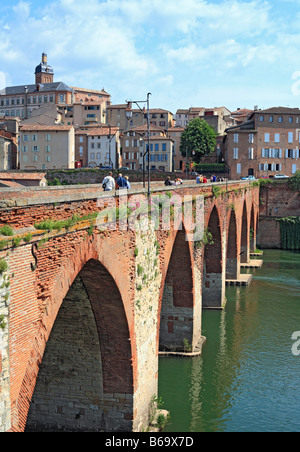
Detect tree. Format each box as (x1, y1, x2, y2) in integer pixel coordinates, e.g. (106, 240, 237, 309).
(180, 118, 217, 164)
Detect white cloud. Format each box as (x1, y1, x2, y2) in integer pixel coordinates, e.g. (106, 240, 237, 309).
(1, 0, 300, 112)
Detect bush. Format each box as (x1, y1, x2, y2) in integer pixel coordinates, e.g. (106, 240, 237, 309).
(0, 225, 14, 237)
(0, 259, 8, 274)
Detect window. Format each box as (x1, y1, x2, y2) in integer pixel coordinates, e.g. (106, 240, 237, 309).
(32, 134, 37, 142)
(33, 155, 38, 162)
(32, 146, 39, 152)
(45, 146, 51, 153)
(237, 163, 242, 174)
(274, 148, 281, 158)
(46, 134, 51, 142)
(286, 149, 294, 158)
(46, 156, 51, 162)
(155, 144, 159, 151)
(97, 153, 100, 159)
(289, 117, 293, 123)
(248, 148, 254, 160)
(274, 133, 280, 143)
(79, 147, 83, 156)
(264, 133, 270, 143)
(233, 148, 239, 159)
(279, 116, 283, 123)
(162, 143, 167, 151)
(91, 153, 95, 159)
(23, 135, 29, 142)
(23, 146, 28, 153)
(262, 148, 272, 158)
(233, 133, 239, 143)
(292, 164, 297, 174)
(288, 132, 294, 143)
(259, 115, 264, 122)
(270, 116, 274, 122)
(249, 134, 254, 144)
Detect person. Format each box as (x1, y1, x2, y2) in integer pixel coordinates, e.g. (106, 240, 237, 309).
(175, 178, 183, 185)
(196, 175, 203, 184)
(102, 172, 115, 191)
(116, 173, 128, 189)
(164, 176, 174, 186)
(203, 175, 208, 183)
(124, 176, 131, 189)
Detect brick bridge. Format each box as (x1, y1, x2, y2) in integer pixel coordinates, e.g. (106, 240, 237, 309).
(0, 180, 259, 432)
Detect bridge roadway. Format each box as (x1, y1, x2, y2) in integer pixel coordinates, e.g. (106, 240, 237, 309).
(0, 180, 259, 432)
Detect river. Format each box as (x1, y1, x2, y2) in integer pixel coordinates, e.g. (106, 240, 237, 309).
(158, 250, 300, 432)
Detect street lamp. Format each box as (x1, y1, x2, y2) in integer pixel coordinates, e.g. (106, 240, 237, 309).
(125, 93, 152, 197)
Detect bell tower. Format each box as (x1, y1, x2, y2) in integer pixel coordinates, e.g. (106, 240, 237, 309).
(35, 53, 54, 84)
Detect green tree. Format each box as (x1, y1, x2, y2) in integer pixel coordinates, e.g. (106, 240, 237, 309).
(180, 118, 217, 163)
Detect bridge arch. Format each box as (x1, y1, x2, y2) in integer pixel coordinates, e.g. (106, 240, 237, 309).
(13, 234, 136, 433)
(240, 200, 249, 263)
(250, 203, 256, 252)
(159, 227, 196, 352)
(202, 205, 225, 309)
(226, 208, 239, 280)
(25, 257, 133, 432)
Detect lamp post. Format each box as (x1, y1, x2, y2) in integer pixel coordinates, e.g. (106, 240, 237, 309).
(125, 93, 152, 197)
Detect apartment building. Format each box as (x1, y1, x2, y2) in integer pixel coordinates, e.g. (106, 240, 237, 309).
(225, 107, 300, 180)
(175, 106, 235, 134)
(145, 135, 174, 172)
(19, 124, 75, 170)
(86, 127, 121, 169)
(121, 123, 173, 171)
(107, 104, 174, 131)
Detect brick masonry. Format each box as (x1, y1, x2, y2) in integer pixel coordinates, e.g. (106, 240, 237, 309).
(0, 181, 259, 432)
(257, 181, 300, 248)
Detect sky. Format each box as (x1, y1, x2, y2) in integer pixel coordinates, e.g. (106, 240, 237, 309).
(1, 0, 300, 114)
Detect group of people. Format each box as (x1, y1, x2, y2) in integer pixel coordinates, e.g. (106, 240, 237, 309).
(196, 174, 225, 184)
(164, 177, 183, 186)
(102, 171, 225, 191)
(102, 172, 131, 191)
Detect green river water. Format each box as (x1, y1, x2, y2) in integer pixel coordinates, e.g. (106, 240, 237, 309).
(158, 250, 300, 432)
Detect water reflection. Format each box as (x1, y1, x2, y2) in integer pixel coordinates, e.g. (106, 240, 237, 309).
(159, 250, 300, 432)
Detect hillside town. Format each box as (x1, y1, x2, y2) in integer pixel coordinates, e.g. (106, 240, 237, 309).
(0, 53, 299, 184)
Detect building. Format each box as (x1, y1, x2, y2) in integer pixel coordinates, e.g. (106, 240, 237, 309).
(225, 107, 300, 180)
(19, 124, 75, 170)
(67, 87, 111, 126)
(0, 172, 47, 187)
(0, 135, 13, 171)
(0, 54, 111, 125)
(175, 106, 235, 135)
(107, 104, 174, 131)
(167, 126, 185, 171)
(80, 126, 121, 169)
(0, 119, 19, 169)
(121, 123, 173, 171)
(146, 135, 174, 172)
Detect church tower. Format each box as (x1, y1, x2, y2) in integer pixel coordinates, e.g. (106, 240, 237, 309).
(35, 53, 54, 84)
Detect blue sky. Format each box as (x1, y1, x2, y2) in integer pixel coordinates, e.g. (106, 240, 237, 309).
(1, 0, 300, 113)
